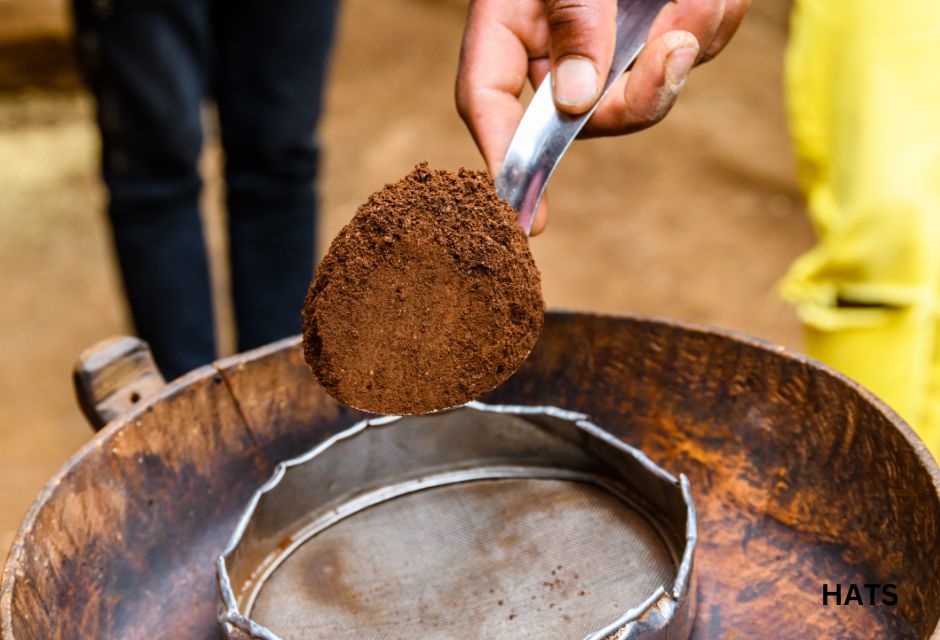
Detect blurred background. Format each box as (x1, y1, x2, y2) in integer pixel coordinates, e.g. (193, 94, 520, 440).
(0, 0, 807, 556)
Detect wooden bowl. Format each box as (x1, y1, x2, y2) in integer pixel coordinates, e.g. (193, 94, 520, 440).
(2, 312, 938, 639)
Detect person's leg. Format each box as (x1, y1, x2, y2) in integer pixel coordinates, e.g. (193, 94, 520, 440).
(72, 0, 215, 379)
(781, 0, 940, 457)
(212, 0, 340, 352)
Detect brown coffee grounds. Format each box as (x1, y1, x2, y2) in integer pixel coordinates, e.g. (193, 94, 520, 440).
(302, 163, 544, 415)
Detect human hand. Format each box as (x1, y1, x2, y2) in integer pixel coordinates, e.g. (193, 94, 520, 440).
(456, 0, 750, 234)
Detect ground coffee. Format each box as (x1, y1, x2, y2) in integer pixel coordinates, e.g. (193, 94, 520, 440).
(302, 163, 544, 415)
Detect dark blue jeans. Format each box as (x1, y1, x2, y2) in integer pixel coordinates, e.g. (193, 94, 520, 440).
(72, 0, 339, 379)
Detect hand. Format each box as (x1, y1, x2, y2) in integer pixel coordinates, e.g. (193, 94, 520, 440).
(456, 0, 750, 234)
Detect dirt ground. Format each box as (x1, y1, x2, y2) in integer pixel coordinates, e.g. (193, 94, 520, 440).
(0, 0, 809, 557)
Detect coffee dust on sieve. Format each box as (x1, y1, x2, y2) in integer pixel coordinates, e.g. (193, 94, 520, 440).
(302, 163, 544, 415)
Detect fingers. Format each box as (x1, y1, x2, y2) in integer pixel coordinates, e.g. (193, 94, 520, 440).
(584, 29, 698, 136)
(457, 0, 752, 228)
(456, 0, 545, 175)
(457, 0, 745, 165)
(528, 57, 551, 91)
(701, 0, 750, 62)
(581, 0, 751, 137)
(645, 0, 750, 66)
(546, 0, 618, 114)
(530, 194, 549, 236)
(647, 0, 724, 56)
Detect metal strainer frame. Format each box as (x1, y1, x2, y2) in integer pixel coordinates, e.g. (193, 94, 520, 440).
(217, 402, 697, 640)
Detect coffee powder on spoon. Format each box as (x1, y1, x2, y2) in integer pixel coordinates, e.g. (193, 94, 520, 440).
(302, 163, 543, 415)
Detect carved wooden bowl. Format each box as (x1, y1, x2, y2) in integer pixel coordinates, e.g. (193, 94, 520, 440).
(2, 312, 938, 639)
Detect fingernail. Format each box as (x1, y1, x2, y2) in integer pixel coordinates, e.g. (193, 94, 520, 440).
(553, 57, 598, 110)
(665, 44, 698, 90)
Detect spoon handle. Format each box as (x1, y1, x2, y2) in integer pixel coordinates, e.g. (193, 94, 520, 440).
(495, 0, 670, 234)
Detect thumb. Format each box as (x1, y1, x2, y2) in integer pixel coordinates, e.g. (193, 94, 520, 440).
(547, 0, 617, 114)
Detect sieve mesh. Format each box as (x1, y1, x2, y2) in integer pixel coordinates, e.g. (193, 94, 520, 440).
(248, 478, 675, 640)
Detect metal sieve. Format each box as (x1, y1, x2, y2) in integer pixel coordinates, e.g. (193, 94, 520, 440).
(217, 402, 697, 640)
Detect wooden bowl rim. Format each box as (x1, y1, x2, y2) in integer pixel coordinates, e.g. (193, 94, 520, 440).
(3, 310, 938, 639)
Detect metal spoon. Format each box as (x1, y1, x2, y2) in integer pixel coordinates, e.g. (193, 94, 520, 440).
(495, 0, 670, 234)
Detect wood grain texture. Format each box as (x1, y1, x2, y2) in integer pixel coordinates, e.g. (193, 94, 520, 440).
(2, 312, 938, 639)
(486, 314, 940, 639)
(3, 365, 267, 640)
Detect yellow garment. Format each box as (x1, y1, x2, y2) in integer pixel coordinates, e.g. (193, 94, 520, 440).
(781, 0, 940, 458)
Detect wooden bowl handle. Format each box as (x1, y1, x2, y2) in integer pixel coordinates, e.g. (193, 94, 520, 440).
(72, 336, 166, 431)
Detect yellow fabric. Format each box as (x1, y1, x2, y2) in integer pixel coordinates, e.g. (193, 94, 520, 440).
(781, 0, 940, 458)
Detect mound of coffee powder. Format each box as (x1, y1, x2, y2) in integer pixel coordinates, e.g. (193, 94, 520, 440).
(302, 163, 543, 415)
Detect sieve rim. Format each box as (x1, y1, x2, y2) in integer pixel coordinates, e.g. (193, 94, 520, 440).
(217, 402, 697, 640)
